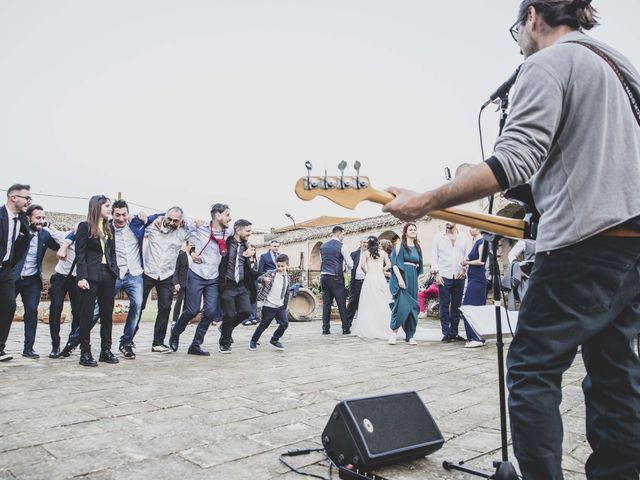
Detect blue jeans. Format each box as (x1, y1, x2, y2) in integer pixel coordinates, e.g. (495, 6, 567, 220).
(15, 274, 42, 352)
(114, 273, 143, 345)
(438, 278, 464, 338)
(251, 305, 288, 343)
(173, 270, 219, 347)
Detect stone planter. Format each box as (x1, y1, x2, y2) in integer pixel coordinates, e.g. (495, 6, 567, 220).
(112, 313, 127, 324)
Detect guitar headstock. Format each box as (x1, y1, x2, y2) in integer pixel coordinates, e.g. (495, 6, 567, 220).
(294, 161, 393, 209)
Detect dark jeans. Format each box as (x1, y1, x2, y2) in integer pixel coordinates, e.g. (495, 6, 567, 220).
(115, 273, 143, 345)
(219, 280, 252, 348)
(48, 273, 80, 349)
(507, 236, 640, 480)
(173, 270, 219, 347)
(140, 274, 174, 346)
(0, 268, 17, 352)
(320, 274, 348, 332)
(14, 274, 42, 352)
(346, 279, 364, 327)
(251, 305, 288, 343)
(79, 265, 116, 352)
(172, 287, 186, 324)
(438, 277, 464, 338)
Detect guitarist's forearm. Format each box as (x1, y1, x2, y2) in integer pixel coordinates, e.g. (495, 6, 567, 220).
(422, 163, 501, 213)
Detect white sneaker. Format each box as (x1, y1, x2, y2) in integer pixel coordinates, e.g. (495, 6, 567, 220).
(388, 333, 397, 345)
(408, 338, 418, 345)
(152, 344, 169, 353)
(418, 312, 428, 319)
(464, 340, 486, 349)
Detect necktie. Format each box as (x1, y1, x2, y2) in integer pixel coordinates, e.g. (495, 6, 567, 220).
(8, 217, 19, 265)
(234, 250, 240, 283)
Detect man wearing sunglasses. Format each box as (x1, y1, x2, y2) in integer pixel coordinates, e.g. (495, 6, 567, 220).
(384, 1, 640, 479)
(0, 184, 32, 362)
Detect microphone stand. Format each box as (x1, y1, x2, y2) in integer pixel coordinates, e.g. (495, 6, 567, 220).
(442, 92, 519, 480)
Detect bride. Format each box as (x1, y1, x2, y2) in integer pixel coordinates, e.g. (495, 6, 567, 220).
(351, 236, 393, 339)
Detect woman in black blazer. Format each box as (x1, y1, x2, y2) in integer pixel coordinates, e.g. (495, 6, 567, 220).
(75, 195, 119, 367)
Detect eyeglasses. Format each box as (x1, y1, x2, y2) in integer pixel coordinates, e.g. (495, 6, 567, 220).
(509, 19, 521, 43)
(13, 194, 33, 202)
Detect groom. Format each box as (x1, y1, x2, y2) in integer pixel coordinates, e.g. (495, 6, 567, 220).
(319, 226, 353, 335)
(346, 237, 367, 331)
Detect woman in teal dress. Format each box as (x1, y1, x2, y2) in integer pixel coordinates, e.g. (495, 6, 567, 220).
(389, 223, 424, 345)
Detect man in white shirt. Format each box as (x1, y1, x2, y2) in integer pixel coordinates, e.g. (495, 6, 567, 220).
(0, 184, 31, 362)
(430, 223, 470, 342)
(140, 206, 194, 352)
(346, 237, 368, 330)
(13, 204, 60, 359)
(319, 226, 354, 335)
(170, 203, 231, 356)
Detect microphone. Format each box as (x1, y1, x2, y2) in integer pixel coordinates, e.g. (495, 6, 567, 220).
(482, 64, 522, 109)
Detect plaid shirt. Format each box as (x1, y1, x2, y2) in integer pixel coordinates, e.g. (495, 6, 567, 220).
(257, 269, 291, 308)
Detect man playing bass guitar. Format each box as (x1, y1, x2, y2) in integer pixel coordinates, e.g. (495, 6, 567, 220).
(384, 1, 640, 479)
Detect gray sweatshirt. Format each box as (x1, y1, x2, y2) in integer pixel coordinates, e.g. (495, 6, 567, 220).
(490, 31, 640, 252)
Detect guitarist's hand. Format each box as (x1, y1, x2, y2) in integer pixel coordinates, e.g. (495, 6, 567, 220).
(382, 187, 425, 221)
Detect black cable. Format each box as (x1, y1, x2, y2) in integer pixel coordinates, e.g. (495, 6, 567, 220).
(279, 448, 333, 480)
(478, 106, 487, 164)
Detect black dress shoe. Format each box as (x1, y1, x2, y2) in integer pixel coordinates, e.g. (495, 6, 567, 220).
(187, 345, 210, 356)
(342, 329, 351, 335)
(59, 343, 75, 358)
(441, 336, 451, 343)
(169, 333, 179, 352)
(322, 331, 331, 335)
(99, 350, 120, 364)
(449, 335, 466, 342)
(22, 349, 40, 359)
(49, 347, 61, 359)
(79, 351, 98, 367)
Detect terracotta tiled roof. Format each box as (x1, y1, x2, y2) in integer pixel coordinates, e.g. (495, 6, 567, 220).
(272, 216, 360, 234)
(46, 211, 85, 231)
(262, 213, 418, 246)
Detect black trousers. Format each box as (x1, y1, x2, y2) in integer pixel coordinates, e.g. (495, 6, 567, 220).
(507, 236, 640, 480)
(0, 268, 17, 352)
(346, 279, 364, 327)
(219, 280, 252, 348)
(172, 287, 186, 324)
(320, 274, 348, 332)
(48, 273, 80, 349)
(78, 265, 115, 352)
(140, 274, 174, 346)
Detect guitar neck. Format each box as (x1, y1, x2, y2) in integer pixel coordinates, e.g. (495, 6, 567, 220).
(366, 188, 527, 240)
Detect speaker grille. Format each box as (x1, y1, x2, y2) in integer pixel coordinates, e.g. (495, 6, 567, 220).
(346, 392, 441, 456)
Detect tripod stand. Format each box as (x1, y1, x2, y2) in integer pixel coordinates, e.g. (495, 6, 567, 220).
(442, 233, 518, 480)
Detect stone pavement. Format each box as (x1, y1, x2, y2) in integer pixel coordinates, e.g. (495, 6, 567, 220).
(0, 318, 590, 480)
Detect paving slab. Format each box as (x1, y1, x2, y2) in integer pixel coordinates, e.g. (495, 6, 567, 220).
(0, 317, 591, 479)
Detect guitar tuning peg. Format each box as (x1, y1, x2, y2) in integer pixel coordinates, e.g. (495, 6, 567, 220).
(338, 160, 347, 173)
(305, 160, 313, 173)
(354, 161, 361, 174)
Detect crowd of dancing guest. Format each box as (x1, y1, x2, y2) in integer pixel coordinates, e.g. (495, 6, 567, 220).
(0, 183, 494, 366)
(0, 185, 301, 366)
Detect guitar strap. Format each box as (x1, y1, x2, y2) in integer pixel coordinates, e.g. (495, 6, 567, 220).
(568, 41, 640, 127)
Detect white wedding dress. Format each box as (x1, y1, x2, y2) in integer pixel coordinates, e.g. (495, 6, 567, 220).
(351, 255, 393, 340)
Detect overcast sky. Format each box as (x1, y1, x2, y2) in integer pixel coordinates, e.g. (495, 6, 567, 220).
(2, 1, 639, 231)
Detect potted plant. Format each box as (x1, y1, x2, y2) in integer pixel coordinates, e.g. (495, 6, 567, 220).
(112, 304, 129, 324)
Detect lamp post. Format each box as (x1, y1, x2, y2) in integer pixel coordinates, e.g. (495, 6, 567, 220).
(285, 213, 296, 229)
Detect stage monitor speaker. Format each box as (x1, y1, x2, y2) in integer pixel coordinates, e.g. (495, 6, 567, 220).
(321, 391, 444, 470)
